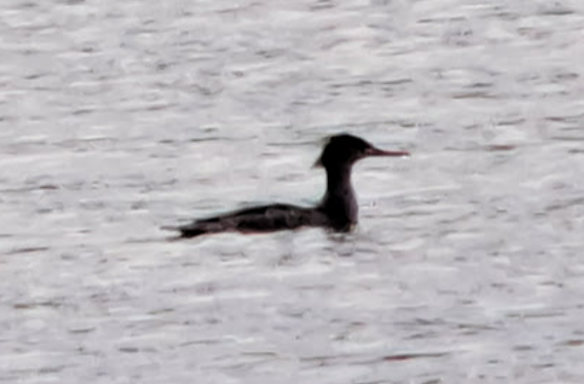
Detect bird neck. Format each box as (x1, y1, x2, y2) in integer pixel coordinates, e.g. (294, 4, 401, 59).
(320, 163, 358, 228)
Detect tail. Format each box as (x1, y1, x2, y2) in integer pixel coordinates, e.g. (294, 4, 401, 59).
(161, 223, 218, 239)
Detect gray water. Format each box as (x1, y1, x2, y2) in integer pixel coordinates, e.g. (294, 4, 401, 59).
(1, 1, 584, 383)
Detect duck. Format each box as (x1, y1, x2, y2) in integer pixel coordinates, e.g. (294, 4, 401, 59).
(166, 134, 409, 238)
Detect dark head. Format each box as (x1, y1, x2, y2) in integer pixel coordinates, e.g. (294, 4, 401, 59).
(315, 134, 409, 169)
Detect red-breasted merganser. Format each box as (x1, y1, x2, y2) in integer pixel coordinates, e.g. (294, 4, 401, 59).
(166, 134, 409, 238)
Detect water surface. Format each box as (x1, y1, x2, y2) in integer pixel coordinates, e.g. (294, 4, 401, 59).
(1, 1, 584, 383)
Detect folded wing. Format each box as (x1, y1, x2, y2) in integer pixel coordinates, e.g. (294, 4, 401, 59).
(176, 204, 328, 238)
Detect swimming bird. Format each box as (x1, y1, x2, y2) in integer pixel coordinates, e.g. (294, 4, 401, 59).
(166, 134, 409, 238)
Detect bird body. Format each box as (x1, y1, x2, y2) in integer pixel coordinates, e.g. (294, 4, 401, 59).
(176, 204, 329, 237)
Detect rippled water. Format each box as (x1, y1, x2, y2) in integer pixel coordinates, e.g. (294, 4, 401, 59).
(1, 1, 584, 383)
